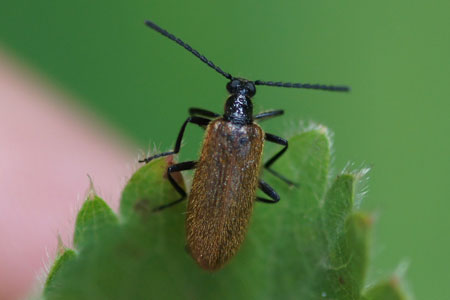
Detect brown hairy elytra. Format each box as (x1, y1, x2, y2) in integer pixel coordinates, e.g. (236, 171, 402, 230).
(186, 120, 264, 270)
(141, 20, 350, 270)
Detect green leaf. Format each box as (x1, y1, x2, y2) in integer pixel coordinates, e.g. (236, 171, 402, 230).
(43, 239, 76, 296)
(119, 156, 183, 221)
(325, 212, 372, 299)
(363, 278, 408, 300)
(45, 157, 188, 300)
(323, 174, 355, 246)
(229, 127, 332, 299)
(73, 187, 118, 249)
(42, 126, 412, 300)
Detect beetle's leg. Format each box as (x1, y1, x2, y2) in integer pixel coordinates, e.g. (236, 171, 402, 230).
(253, 110, 284, 122)
(264, 133, 299, 187)
(152, 160, 197, 212)
(139, 116, 210, 163)
(189, 107, 220, 119)
(256, 179, 280, 203)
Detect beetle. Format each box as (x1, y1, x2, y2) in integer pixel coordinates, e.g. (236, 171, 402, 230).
(140, 20, 349, 270)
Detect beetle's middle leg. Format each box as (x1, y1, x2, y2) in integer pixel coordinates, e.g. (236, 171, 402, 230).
(139, 116, 210, 163)
(263, 133, 299, 187)
(152, 160, 197, 212)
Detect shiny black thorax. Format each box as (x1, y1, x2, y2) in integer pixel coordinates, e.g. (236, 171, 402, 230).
(223, 79, 256, 126)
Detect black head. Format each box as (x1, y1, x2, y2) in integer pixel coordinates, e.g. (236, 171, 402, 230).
(226, 79, 256, 98)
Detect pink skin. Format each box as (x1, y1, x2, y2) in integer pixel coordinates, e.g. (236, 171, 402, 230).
(0, 51, 138, 299)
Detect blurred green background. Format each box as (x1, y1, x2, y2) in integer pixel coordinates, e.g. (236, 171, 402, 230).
(1, 0, 449, 298)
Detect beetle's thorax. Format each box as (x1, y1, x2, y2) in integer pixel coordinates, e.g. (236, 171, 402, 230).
(223, 94, 253, 125)
(223, 78, 256, 125)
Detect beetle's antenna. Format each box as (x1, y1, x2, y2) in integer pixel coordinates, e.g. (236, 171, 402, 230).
(254, 80, 350, 92)
(145, 20, 233, 80)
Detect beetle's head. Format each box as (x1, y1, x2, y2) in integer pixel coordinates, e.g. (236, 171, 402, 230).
(226, 78, 256, 98)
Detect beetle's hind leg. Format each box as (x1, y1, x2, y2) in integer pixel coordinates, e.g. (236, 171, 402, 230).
(139, 116, 210, 163)
(256, 179, 280, 203)
(264, 133, 299, 187)
(152, 160, 197, 212)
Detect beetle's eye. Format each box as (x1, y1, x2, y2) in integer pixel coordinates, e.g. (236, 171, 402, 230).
(226, 79, 241, 93)
(245, 82, 256, 97)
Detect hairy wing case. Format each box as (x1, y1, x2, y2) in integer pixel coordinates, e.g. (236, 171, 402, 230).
(186, 119, 264, 270)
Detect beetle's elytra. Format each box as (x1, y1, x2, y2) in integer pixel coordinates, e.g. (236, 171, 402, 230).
(187, 120, 263, 270)
(141, 20, 349, 270)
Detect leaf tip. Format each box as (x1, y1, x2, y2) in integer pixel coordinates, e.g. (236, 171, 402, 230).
(56, 235, 66, 256)
(316, 123, 329, 135)
(340, 164, 371, 208)
(44, 242, 76, 294)
(86, 174, 97, 201)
